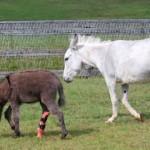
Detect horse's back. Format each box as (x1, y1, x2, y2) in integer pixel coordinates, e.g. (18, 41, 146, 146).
(108, 39, 150, 83)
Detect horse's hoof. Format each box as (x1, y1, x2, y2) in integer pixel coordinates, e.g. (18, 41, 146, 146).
(136, 113, 144, 122)
(139, 113, 144, 122)
(105, 120, 113, 124)
(105, 118, 114, 124)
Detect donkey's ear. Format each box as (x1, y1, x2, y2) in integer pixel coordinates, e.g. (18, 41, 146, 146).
(70, 34, 78, 47)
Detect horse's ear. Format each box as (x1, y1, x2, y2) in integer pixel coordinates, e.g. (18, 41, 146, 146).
(70, 34, 78, 47)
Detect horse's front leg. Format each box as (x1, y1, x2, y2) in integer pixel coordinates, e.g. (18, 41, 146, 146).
(121, 84, 143, 121)
(11, 102, 20, 136)
(105, 77, 119, 123)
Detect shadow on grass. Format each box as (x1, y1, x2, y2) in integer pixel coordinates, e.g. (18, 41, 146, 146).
(0, 128, 96, 139)
(141, 112, 150, 120)
(111, 112, 150, 123)
(119, 112, 150, 119)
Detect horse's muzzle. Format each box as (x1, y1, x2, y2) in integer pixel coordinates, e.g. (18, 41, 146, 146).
(64, 77, 73, 83)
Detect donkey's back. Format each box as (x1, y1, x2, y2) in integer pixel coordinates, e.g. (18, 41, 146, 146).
(10, 70, 60, 86)
(7, 70, 63, 103)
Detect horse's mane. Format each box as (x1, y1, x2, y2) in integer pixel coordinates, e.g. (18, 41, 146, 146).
(73, 35, 110, 46)
(77, 35, 101, 44)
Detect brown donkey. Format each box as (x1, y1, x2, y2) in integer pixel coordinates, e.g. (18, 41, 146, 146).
(0, 70, 68, 138)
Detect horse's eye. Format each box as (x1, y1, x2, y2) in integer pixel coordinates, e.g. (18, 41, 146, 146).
(65, 57, 69, 61)
(72, 47, 76, 51)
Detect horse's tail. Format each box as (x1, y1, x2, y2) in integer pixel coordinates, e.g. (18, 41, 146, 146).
(58, 82, 65, 107)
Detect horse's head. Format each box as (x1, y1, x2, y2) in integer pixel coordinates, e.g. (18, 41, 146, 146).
(63, 34, 83, 83)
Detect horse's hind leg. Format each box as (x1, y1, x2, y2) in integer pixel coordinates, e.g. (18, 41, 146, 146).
(41, 96, 68, 138)
(4, 105, 15, 130)
(121, 84, 143, 121)
(37, 102, 49, 138)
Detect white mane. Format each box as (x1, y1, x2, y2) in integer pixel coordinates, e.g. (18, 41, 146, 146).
(77, 35, 101, 44)
(71, 35, 102, 45)
(77, 35, 111, 47)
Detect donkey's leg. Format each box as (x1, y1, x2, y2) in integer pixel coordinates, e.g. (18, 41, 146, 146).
(4, 105, 15, 130)
(41, 96, 68, 138)
(121, 84, 143, 121)
(10, 102, 20, 136)
(37, 102, 49, 138)
(105, 77, 119, 123)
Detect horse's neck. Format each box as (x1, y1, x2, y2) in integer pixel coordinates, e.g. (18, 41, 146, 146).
(78, 49, 97, 67)
(78, 44, 110, 70)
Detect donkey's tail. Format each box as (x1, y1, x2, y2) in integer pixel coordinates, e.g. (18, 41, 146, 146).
(58, 82, 65, 107)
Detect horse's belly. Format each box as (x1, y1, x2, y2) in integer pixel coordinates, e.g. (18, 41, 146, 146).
(119, 71, 150, 83)
(116, 57, 150, 83)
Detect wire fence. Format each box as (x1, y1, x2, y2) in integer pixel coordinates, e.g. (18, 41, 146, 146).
(0, 19, 150, 77)
(1, 20, 150, 51)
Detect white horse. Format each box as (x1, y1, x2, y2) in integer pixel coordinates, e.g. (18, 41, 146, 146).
(63, 34, 150, 123)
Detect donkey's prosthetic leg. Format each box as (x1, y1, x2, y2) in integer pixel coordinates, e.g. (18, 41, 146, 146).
(37, 111, 49, 138)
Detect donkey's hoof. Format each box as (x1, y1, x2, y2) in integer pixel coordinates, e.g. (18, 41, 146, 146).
(61, 131, 68, 139)
(15, 131, 21, 137)
(11, 125, 15, 130)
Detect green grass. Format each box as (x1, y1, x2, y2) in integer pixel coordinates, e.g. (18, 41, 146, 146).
(0, 35, 69, 51)
(0, 0, 150, 149)
(0, 56, 64, 71)
(0, 77, 150, 150)
(0, 0, 150, 20)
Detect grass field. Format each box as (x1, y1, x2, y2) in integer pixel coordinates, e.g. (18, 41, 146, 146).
(0, 0, 150, 150)
(0, 56, 64, 71)
(0, 77, 150, 150)
(0, 0, 150, 20)
(0, 35, 69, 51)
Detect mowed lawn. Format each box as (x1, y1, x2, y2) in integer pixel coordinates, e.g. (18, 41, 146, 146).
(0, 77, 150, 150)
(0, 0, 150, 20)
(0, 0, 150, 149)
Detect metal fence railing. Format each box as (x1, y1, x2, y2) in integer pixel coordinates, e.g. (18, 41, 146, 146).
(1, 20, 150, 35)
